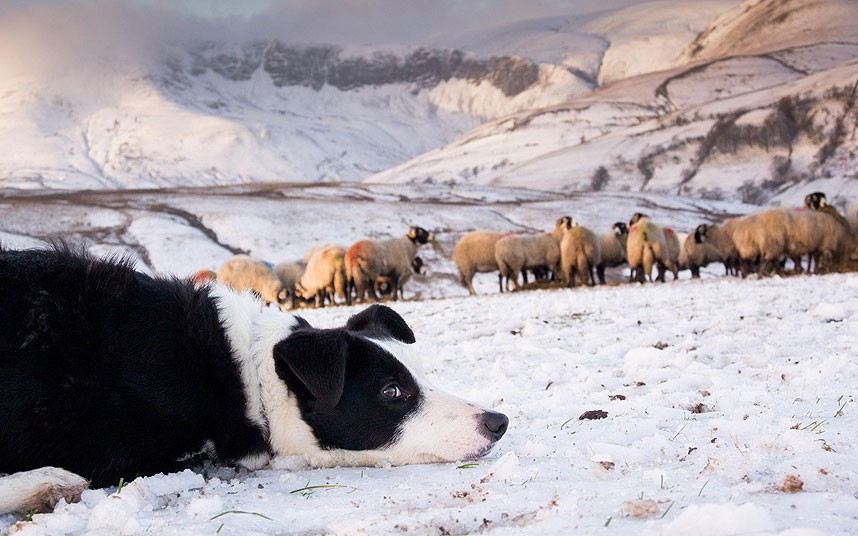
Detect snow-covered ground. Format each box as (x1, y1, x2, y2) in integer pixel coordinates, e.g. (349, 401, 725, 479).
(4, 270, 857, 535)
(0, 184, 756, 292)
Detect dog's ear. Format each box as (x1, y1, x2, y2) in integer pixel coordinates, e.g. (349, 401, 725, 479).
(273, 329, 348, 408)
(346, 304, 416, 344)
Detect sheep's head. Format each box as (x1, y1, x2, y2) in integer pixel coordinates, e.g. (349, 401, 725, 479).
(694, 224, 709, 244)
(374, 277, 393, 297)
(612, 222, 628, 237)
(804, 192, 827, 210)
(276, 287, 290, 309)
(409, 226, 447, 257)
(408, 226, 432, 244)
(629, 213, 649, 226)
(411, 256, 427, 275)
(556, 216, 577, 231)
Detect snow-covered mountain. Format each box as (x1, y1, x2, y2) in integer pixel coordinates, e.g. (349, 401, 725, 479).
(370, 0, 858, 206)
(1, 0, 857, 205)
(0, 0, 732, 192)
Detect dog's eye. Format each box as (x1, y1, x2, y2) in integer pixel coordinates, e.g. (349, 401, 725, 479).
(381, 384, 402, 399)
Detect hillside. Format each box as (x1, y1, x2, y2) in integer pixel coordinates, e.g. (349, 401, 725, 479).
(370, 0, 858, 207)
(675, 0, 858, 63)
(0, 1, 732, 191)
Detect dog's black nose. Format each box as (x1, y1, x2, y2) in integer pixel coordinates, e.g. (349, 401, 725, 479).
(479, 411, 509, 441)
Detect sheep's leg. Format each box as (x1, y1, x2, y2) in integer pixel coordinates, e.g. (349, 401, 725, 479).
(368, 283, 380, 301)
(596, 265, 606, 285)
(655, 261, 666, 283)
(463, 269, 477, 296)
(465, 274, 477, 296)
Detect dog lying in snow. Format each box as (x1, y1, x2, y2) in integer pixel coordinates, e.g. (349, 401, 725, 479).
(0, 246, 508, 515)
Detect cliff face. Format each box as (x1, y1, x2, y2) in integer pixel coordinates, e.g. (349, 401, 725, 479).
(187, 42, 540, 97)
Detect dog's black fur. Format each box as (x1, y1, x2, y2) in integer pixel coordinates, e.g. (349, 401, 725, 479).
(0, 246, 270, 485)
(0, 246, 428, 487)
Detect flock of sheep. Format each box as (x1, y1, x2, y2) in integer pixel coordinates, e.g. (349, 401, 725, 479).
(200, 192, 858, 309)
(197, 226, 443, 309)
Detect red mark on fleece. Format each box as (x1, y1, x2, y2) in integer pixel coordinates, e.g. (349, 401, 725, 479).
(346, 241, 371, 268)
(191, 269, 217, 286)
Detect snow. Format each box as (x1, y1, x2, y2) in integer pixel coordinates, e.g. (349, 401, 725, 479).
(2, 0, 858, 533)
(5, 270, 858, 535)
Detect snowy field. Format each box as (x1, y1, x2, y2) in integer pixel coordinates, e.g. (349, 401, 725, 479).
(3, 267, 857, 535)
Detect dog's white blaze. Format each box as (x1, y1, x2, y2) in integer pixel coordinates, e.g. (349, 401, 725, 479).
(214, 286, 335, 465)
(213, 284, 304, 449)
(366, 338, 496, 463)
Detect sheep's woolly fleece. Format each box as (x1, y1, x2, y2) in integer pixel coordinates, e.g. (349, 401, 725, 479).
(3, 272, 857, 535)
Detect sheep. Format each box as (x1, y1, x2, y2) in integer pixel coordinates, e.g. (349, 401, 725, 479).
(521, 233, 561, 283)
(704, 220, 740, 275)
(346, 226, 442, 302)
(217, 254, 289, 309)
(727, 209, 792, 277)
(494, 234, 525, 292)
(662, 227, 682, 281)
(595, 222, 628, 284)
(786, 209, 827, 273)
(492, 229, 562, 291)
(295, 245, 348, 307)
(787, 208, 853, 274)
(451, 231, 503, 295)
(680, 223, 739, 278)
(553, 216, 601, 287)
(274, 260, 305, 308)
(679, 231, 714, 278)
(625, 214, 676, 283)
(375, 256, 427, 299)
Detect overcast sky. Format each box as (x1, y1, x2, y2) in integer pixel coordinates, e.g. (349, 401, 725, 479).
(1, 0, 656, 46)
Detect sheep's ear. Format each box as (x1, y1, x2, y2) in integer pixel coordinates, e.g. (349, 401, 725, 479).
(407, 227, 418, 239)
(273, 329, 348, 408)
(346, 304, 416, 344)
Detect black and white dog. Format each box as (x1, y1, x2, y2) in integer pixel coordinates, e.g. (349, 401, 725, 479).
(0, 246, 507, 515)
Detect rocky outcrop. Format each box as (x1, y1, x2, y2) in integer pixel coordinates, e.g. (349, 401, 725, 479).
(186, 42, 541, 97)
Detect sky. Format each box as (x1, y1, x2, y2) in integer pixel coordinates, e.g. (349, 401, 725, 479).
(1, 0, 660, 46)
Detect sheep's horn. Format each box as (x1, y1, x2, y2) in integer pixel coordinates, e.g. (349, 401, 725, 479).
(429, 236, 448, 257)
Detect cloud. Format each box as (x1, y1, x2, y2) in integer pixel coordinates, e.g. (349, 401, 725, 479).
(0, 0, 693, 79)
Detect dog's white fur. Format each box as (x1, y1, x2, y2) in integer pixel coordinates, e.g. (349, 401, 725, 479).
(367, 338, 497, 464)
(0, 468, 89, 516)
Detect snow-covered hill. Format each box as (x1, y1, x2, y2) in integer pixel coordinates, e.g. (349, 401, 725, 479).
(371, 0, 858, 207)
(1, 0, 856, 201)
(675, 0, 858, 64)
(0, 0, 737, 192)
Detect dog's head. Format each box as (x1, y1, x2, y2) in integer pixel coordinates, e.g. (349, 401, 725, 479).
(271, 305, 508, 466)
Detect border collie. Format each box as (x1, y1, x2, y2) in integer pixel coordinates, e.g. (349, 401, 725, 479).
(0, 246, 508, 515)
